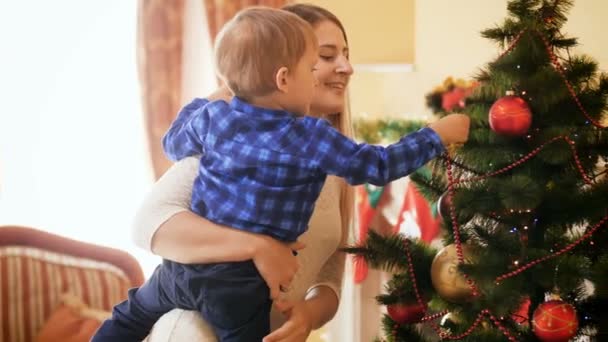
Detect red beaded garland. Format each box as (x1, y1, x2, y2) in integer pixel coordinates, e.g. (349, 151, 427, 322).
(536, 31, 607, 129)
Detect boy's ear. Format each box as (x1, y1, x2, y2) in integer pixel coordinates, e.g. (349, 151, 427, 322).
(275, 67, 289, 93)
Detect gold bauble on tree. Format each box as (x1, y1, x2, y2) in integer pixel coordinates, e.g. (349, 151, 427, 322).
(431, 244, 475, 303)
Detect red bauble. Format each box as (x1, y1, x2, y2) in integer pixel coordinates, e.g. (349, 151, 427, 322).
(387, 303, 426, 324)
(442, 87, 467, 112)
(489, 95, 532, 136)
(511, 297, 531, 326)
(532, 300, 579, 342)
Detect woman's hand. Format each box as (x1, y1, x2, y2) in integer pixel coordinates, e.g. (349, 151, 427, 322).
(263, 300, 314, 342)
(252, 236, 305, 300)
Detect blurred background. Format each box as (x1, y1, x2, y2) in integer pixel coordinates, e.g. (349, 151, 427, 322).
(0, 1, 606, 341)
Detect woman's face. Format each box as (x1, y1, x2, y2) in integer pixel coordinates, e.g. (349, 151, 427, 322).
(309, 20, 353, 117)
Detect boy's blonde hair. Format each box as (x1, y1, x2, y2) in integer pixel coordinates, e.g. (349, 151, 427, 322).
(214, 7, 317, 99)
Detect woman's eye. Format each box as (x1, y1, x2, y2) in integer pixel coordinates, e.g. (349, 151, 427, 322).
(320, 55, 334, 61)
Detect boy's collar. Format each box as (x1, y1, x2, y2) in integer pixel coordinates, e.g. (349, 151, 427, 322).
(231, 96, 294, 117)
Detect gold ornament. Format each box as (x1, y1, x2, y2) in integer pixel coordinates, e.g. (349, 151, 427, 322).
(431, 244, 475, 303)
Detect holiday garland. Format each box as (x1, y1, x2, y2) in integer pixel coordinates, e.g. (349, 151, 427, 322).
(354, 119, 427, 144)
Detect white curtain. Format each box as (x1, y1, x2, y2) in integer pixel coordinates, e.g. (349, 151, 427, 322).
(181, 0, 217, 105)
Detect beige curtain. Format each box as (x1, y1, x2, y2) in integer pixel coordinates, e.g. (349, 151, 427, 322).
(137, 0, 186, 179)
(203, 0, 288, 43)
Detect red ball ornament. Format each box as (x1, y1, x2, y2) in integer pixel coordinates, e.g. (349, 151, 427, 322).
(387, 302, 426, 324)
(532, 300, 579, 342)
(489, 94, 532, 136)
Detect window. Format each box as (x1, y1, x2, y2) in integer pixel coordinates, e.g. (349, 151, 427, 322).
(0, 1, 160, 275)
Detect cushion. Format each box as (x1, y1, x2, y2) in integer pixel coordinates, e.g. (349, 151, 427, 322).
(35, 293, 111, 342)
(0, 246, 133, 342)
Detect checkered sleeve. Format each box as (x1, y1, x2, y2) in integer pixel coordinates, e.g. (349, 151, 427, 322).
(162, 98, 210, 161)
(308, 119, 445, 186)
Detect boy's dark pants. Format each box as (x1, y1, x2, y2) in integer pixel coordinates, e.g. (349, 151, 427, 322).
(92, 259, 271, 342)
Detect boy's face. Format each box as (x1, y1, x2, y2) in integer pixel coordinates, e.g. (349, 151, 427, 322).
(285, 43, 319, 115)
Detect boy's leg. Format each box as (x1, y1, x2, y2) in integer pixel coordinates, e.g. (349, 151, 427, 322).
(211, 301, 271, 342)
(194, 260, 271, 342)
(92, 264, 178, 342)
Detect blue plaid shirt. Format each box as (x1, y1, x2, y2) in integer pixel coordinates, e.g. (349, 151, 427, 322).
(163, 97, 445, 242)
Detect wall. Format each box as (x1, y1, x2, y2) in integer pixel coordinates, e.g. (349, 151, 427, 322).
(301, 0, 415, 64)
(336, 0, 608, 120)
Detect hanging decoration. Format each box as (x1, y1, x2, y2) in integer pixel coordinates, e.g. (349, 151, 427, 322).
(489, 93, 533, 136)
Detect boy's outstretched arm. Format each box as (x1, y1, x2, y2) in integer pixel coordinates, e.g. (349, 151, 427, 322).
(303, 113, 470, 185)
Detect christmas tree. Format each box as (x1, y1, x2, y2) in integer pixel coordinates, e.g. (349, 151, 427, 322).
(346, 1, 608, 341)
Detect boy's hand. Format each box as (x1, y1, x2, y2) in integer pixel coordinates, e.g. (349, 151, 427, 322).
(428, 113, 470, 146)
(252, 236, 306, 300)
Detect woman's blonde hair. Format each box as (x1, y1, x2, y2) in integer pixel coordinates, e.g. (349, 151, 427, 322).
(214, 7, 317, 99)
(283, 3, 354, 244)
(333, 99, 355, 245)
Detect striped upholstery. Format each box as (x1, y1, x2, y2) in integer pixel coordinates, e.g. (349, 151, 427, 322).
(0, 226, 144, 342)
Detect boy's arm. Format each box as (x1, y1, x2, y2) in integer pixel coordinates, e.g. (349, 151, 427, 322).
(304, 118, 445, 186)
(162, 98, 212, 161)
